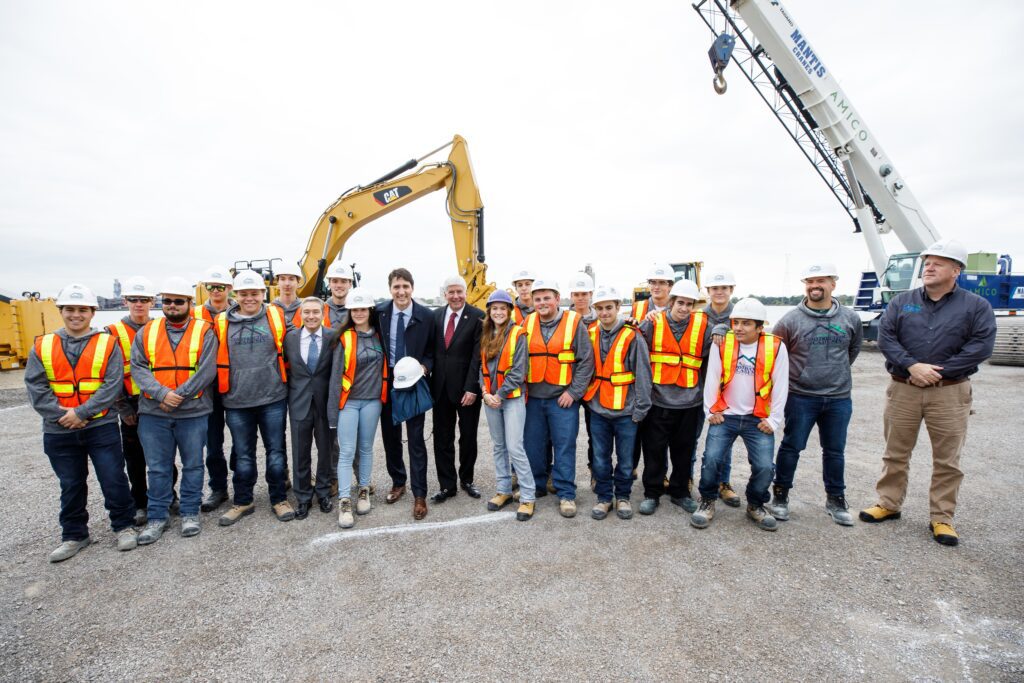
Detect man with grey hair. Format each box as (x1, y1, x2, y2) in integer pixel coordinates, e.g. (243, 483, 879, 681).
(430, 276, 485, 501)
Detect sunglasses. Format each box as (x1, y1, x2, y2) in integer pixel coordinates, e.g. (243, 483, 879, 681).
(162, 298, 189, 306)
(205, 284, 228, 292)
(125, 297, 153, 304)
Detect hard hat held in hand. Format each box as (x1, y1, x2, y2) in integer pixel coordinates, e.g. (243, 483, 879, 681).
(325, 262, 354, 281)
(275, 261, 303, 281)
(646, 263, 674, 282)
(123, 276, 156, 298)
(800, 262, 839, 281)
(56, 283, 99, 308)
(159, 277, 194, 299)
(704, 269, 736, 288)
(201, 266, 233, 286)
(233, 270, 267, 292)
(730, 297, 768, 322)
(920, 238, 968, 268)
(346, 287, 375, 309)
(568, 272, 594, 294)
(393, 356, 424, 389)
(669, 279, 701, 301)
(591, 285, 620, 306)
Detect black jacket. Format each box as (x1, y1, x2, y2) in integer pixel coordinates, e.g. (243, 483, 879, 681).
(430, 304, 484, 403)
(283, 326, 340, 422)
(375, 300, 436, 374)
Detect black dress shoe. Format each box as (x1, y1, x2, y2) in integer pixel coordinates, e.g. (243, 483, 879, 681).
(295, 501, 310, 520)
(460, 482, 482, 499)
(430, 490, 455, 504)
(318, 497, 334, 513)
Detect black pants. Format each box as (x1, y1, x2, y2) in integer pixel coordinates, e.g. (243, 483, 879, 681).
(290, 401, 334, 504)
(381, 393, 429, 498)
(641, 404, 702, 500)
(432, 393, 482, 493)
(121, 417, 177, 508)
(583, 403, 594, 470)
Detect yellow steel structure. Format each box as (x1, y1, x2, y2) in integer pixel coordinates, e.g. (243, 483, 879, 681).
(0, 297, 61, 370)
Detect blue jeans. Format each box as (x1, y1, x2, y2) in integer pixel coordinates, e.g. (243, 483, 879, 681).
(43, 422, 135, 541)
(226, 398, 288, 506)
(690, 411, 733, 485)
(338, 399, 382, 497)
(590, 413, 637, 501)
(206, 391, 236, 493)
(697, 414, 775, 506)
(137, 414, 207, 519)
(524, 397, 579, 500)
(484, 397, 535, 502)
(774, 393, 852, 496)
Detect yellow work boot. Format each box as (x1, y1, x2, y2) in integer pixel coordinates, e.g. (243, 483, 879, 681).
(930, 521, 959, 547)
(487, 493, 513, 511)
(516, 501, 535, 521)
(218, 503, 255, 527)
(859, 504, 901, 523)
(546, 475, 556, 495)
(719, 482, 741, 508)
(273, 501, 296, 522)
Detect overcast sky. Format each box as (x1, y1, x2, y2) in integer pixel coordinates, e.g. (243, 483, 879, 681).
(2, 1, 1022, 302)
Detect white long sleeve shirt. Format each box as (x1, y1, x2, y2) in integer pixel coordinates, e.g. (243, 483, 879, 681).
(703, 338, 790, 431)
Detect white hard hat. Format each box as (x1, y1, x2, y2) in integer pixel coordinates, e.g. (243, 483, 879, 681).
(201, 266, 233, 286)
(669, 279, 701, 301)
(704, 269, 737, 288)
(568, 272, 594, 294)
(233, 269, 267, 292)
(346, 287, 375, 309)
(56, 283, 99, 308)
(275, 261, 303, 281)
(591, 285, 620, 306)
(800, 262, 839, 281)
(159, 277, 194, 299)
(530, 278, 560, 295)
(730, 297, 769, 322)
(325, 262, 354, 281)
(393, 356, 424, 390)
(646, 263, 675, 282)
(511, 268, 536, 284)
(123, 276, 156, 298)
(920, 238, 968, 268)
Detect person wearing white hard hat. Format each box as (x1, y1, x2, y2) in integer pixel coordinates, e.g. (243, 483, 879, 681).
(272, 261, 305, 330)
(327, 287, 387, 528)
(522, 278, 595, 519)
(636, 278, 711, 516)
(130, 277, 219, 545)
(767, 263, 863, 528)
(630, 263, 675, 323)
(323, 261, 354, 328)
(861, 238, 996, 547)
(104, 276, 157, 525)
(194, 265, 236, 323)
(568, 272, 597, 325)
(583, 285, 652, 521)
(214, 270, 295, 526)
(24, 283, 138, 562)
(375, 268, 436, 521)
(692, 298, 789, 532)
(510, 268, 537, 326)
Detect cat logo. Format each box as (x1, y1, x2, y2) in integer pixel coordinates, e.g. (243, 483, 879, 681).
(373, 185, 413, 206)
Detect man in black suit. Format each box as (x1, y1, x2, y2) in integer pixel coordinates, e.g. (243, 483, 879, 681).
(283, 297, 340, 519)
(376, 268, 436, 520)
(430, 276, 485, 503)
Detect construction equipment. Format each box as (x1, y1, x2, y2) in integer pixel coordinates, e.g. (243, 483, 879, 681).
(633, 261, 703, 304)
(0, 292, 61, 370)
(694, 0, 1024, 364)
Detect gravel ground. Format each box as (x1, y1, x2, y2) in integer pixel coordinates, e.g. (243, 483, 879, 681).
(1, 347, 1022, 681)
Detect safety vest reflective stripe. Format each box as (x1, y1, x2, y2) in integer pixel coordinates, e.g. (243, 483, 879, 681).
(631, 300, 649, 321)
(710, 331, 781, 418)
(141, 319, 208, 399)
(106, 320, 140, 397)
(338, 328, 388, 409)
(193, 305, 216, 323)
(214, 307, 287, 393)
(583, 325, 636, 410)
(511, 305, 526, 328)
(34, 333, 115, 419)
(525, 310, 579, 386)
(650, 311, 706, 388)
(481, 326, 523, 399)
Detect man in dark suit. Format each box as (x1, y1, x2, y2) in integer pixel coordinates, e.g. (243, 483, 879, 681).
(376, 268, 436, 520)
(283, 297, 340, 519)
(430, 276, 485, 502)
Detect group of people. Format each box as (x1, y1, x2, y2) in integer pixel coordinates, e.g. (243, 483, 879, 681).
(26, 237, 996, 563)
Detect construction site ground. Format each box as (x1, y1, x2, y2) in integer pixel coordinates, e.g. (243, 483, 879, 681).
(1, 347, 1022, 681)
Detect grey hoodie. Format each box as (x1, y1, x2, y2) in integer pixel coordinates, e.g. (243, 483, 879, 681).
(771, 299, 862, 398)
(327, 328, 386, 428)
(639, 312, 713, 410)
(272, 297, 302, 331)
(25, 328, 124, 434)
(479, 324, 528, 400)
(325, 299, 349, 329)
(130, 319, 218, 418)
(525, 310, 595, 401)
(220, 304, 288, 409)
(586, 320, 653, 422)
(703, 301, 733, 337)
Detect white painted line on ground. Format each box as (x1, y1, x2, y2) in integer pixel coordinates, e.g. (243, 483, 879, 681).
(0, 404, 29, 412)
(311, 510, 516, 546)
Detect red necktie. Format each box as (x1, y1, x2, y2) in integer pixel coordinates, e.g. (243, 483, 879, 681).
(444, 311, 456, 348)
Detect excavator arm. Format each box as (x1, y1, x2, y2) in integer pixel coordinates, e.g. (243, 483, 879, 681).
(296, 135, 495, 307)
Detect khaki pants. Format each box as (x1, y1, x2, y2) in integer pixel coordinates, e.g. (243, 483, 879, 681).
(876, 379, 972, 523)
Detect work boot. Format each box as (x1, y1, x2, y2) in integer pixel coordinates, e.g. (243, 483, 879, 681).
(510, 472, 519, 491)
(116, 528, 138, 552)
(930, 521, 959, 547)
(690, 499, 715, 529)
(487, 493, 513, 511)
(591, 500, 612, 520)
(48, 537, 91, 563)
(338, 498, 354, 529)
(616, 499, 633, 520)
(747, 504, 778, 532)
(770, 485, 790, 521)
(859, 504, 901, 523)
(356, 487, 372, 515)
(546, 475, 556, 495)
(639, 498, 659, 515)
(181, 515, 201, 537)
(133, 508, 148, 527)
(330, 479, 339, 498)
(826, 494, 854, 526)
(669, 495, 699, 514)
(169, 491, 180, 516)
(719, 482, 741, 508)
(137, 519, 168, 545)
(559, 499, 577, 518)
(200, 489, 228, 512)
(516, 501, 535, 521)
(219, 503, 255, 527)
(273, 501, 296, 522)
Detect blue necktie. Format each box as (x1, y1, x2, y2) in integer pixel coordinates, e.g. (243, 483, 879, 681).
(395, 310, 406, 362)
(307, 333, 319, 370)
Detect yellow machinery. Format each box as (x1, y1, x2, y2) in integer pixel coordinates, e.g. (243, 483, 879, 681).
(0, 294, 61, 370)
(632, 261, 705, 304)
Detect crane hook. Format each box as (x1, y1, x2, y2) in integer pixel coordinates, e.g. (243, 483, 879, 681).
(713, 69, 727, 95)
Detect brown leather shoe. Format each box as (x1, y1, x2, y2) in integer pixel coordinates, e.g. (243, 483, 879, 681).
(386, 485, 406, 504)
(413, 496, 428, 520)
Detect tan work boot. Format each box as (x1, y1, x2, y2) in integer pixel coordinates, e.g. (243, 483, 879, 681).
(218, 503, 255, 527)
(487, 493, 513, 511)
(559, 499, 577, 518)
(546, 475, 556, 495)
(516, 501, 535, 521)
(719, 482, 741, 508)
(338, 498, 354, 528)
(273, 501, 296, 522)
(356, 487, 372, 515)
(859, 504, 901, 523)
(591, 501, 612, 520)
(931, 521, 959, 547)
(616, 499, 633, 520)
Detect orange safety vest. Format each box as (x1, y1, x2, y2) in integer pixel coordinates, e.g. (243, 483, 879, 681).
(481, 326, 524, 399)
(105, 320, 141, 397)
(213, 306, 287, 393)
(511, 304, 527, 328)
(631, 299, 650, 321)
(710, 331, 782, 418)
(525, 310, 580, 386)
(34, 332, 116, 419)
(649, 310, 707, 388)
(272, 300, 304, 330)
(193, 304, 214, 323)
(140, 318, 210, 400)
(583, 324, 637, 410)
(323, 302, 344, 328)
(337, 328, 388, 409)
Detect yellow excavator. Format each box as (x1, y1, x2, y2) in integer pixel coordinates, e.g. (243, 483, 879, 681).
(0, 292, 61, 370)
